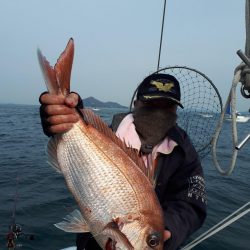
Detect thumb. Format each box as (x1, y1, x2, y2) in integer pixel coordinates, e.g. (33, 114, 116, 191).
(65, 92, 81, 108)
(164, 230, 171, 241)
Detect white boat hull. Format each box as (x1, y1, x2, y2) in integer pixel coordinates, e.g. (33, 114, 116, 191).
(226, 115, 250, 123)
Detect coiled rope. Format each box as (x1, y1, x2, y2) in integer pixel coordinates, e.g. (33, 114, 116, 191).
(211, 0, 250, 176)
(211, 69, 241, 175)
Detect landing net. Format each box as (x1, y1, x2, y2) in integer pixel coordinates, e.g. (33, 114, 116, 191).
(131, 66, 222, 159)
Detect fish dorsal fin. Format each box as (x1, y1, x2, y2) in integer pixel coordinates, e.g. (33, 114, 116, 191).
(81, 109, 151, 182)
(37, 38, 74, 96)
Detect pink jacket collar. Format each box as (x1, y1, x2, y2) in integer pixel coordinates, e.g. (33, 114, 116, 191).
(116, 114, 177, 165)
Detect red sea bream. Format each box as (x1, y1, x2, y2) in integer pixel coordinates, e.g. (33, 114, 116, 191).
(37, 38, 165, 250)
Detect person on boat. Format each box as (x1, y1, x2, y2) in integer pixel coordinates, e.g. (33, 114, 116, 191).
(39, 73, 207, 250)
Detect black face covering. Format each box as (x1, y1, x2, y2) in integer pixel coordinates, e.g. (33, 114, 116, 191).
(133, 106, 177, 153)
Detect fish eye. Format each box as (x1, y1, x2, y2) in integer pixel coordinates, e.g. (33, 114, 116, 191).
(146, 233, 160, 248)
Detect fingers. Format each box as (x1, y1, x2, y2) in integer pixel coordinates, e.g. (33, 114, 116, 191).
(40, 92, 80, 117)
(40, 92, 80, 108)
(43, 106, 80, 135)
(49, 123, 74, 134)
(40, 93, 65, 105)
(163, 230, 171, 241)
(43, 114, 79, 135)
(47, 113, 80, 125)
(39, 91, 82, 136)
(44, 104, 76, 116)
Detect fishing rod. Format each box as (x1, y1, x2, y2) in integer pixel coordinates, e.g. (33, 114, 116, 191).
(5, 176, 35, 249)
(11, 176, 19, 229)
(6, 176, 22, 249)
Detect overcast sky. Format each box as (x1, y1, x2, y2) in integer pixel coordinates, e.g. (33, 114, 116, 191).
(1, 0, 249, 111)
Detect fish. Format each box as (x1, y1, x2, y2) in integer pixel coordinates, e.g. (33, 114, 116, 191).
(37, 38, 165, 250)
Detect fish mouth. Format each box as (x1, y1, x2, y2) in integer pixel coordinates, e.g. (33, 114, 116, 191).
(105, 238, 117, 250)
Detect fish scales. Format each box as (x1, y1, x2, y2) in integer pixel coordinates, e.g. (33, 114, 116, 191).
(57, 121, 142, 218)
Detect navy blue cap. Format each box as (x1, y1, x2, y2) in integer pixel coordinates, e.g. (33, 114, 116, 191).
(136, 73, 183, 108)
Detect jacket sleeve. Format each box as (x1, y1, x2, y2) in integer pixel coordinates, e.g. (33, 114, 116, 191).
(156, 133, 207, 250)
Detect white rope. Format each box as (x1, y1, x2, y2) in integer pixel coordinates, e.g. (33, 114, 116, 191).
(181, 202, 250, 250)
(211, 70, 241, 175)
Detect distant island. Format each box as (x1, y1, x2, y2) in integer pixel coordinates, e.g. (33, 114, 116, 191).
(83, 96, 128, 109)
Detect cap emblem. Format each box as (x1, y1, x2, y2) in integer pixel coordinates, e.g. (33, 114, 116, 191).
(150, 80, 174, 92)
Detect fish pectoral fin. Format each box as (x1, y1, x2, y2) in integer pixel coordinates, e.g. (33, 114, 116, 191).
(54, 209, 90, 233)
(46, 136, 61, 173)
(102, 222, 134, 250)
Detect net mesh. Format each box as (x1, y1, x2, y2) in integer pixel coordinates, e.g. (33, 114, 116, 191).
(157, 66, 222, 158)
(131, 66, 222, 159)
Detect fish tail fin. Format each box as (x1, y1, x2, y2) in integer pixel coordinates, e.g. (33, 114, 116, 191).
(54, 38, 74, 96)
(37, 48, 58, 94)
(37, 38, 74, 96)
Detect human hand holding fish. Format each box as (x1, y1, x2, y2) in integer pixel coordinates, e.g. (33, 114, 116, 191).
(39, 92, 81, 135)
(38, 38, 165, 249)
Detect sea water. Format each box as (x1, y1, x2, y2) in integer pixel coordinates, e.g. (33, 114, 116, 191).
(0, 104, 249, 250)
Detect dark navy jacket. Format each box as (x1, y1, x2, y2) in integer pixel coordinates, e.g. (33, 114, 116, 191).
(76, 113, 207, 250)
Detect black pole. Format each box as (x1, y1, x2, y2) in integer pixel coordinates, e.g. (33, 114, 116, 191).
(157, 0, 167, 71)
